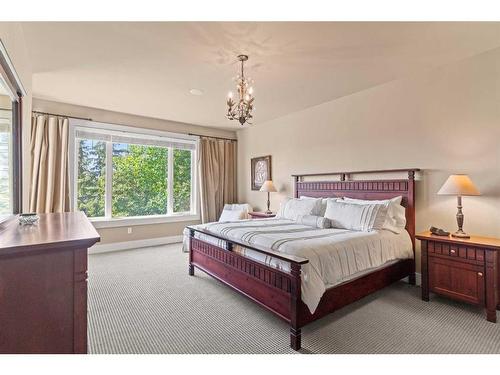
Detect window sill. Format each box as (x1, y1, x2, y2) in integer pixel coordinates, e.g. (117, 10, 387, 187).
(89, 214, 200, 229)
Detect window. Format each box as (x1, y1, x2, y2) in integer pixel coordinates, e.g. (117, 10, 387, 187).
(70, 120, 197, 225)
(0, 106, 12, 215)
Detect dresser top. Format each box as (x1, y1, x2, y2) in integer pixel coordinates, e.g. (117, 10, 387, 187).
(0, 212, 100, 255)
(416, 231, 500, 250)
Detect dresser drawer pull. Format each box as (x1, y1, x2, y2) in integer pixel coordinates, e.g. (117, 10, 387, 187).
(450, 249, 456, 254)
(478, 272, 483, 277)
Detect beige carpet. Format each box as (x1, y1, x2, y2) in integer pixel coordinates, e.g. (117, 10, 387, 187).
(88, 243, 500, 354)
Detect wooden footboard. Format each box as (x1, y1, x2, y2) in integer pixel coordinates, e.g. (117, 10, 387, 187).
(188, 232, 413, 351)
(188, 229, 307, 350)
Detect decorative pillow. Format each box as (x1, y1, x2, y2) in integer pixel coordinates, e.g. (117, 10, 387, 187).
(218, 204, 251, 222)
(296, 214, 331, 229)
(343, 196, 405, 233)
(324, 200, 388, 232)
(277, 198, 320, 221)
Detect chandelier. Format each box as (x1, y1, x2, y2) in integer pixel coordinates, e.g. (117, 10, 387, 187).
(226, 54, 254, 125)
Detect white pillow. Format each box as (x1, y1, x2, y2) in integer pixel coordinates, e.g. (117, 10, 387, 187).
(226, 203, 252, 219)
(218, 204, 252, 222)
(277, 198, 291, 218)
(300, 196, 339, 216)
(324, 200, 388, 232)
(343, 196, 406, 233)
(277, 198, 320, 221)
(296, 214, 331, 229)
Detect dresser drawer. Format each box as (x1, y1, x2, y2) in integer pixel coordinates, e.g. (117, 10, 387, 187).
(427, 241, 485, 265)
(429, 257, 485, 305)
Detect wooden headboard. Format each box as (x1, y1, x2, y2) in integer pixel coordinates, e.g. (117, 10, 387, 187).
(292, 168, 419, 250)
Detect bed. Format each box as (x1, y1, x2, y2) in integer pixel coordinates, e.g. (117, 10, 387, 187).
(186, 169, 419, 350)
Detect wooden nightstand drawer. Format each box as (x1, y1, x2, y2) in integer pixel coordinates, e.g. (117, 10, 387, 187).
(429, 257, 485, 305)
(427, 241, 484, 266)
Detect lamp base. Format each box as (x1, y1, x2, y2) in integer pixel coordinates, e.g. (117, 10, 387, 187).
(265, 210, 273, 214)
(452, 230, 470, 239)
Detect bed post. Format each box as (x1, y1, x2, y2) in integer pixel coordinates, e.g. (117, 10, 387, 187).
(290, 262, 302, 351)
(188, 228, 195, 276)
(407, 170, 416, 286)
(293, 175, 299, 198)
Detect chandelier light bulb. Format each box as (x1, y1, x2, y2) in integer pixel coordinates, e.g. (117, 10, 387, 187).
(228, 91, 233, 98)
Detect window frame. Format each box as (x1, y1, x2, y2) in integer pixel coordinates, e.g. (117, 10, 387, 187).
(0, 39, 26, 223)
(68, 119, 199, 228)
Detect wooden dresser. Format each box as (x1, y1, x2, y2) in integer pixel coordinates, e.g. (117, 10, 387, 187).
(0, 212, 100, 353)
(417, 231, 499, 322)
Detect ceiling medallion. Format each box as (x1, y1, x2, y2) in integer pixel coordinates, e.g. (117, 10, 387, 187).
(226, 54, 254, 125)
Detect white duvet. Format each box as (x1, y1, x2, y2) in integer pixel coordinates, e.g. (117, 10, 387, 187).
(183, 218, 413, 314)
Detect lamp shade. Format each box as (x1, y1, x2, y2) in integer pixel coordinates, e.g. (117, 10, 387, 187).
(437, 174, 480, 196)
(259, 180, 277, 193)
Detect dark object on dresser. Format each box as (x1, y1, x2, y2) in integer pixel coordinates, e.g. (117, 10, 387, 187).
(429, 226, 450, 236)
(188, 168, 419, 350)
(0, 212, 100, 354)
(417, 231, 500, 322)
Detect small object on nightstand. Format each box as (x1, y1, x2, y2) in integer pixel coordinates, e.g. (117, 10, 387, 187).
(429, 226, 450, 236)
(437, 174, 480, 239)
(248, 211, 276, 219)
(417, 231, 500, 323)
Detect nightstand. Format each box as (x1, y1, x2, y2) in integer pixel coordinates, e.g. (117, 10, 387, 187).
(417, 231, 500, 322)
(248, 212, 276, 219)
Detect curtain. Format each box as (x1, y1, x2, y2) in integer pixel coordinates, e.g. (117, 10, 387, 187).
(199, 137, 237, 223)
(29, 114, 70, 213)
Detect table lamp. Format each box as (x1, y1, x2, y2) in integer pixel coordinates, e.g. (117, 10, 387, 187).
(260, 180, 277, 214)
(437, 174, 480, 238)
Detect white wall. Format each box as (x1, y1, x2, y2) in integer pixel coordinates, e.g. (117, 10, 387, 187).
(237, 47, 500, 271)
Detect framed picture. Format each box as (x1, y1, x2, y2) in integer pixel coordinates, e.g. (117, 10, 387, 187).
(251, 155, 272, 191)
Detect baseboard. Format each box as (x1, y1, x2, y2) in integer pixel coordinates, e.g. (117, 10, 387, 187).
(403, 272, 422, 286)
(90, 235, 183, 254)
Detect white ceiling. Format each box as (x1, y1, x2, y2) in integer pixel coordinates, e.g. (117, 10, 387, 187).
(21, 22, 500, 129)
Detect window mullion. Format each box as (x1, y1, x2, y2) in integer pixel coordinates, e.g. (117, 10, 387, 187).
(105, 141, 113, 218)
(190, 149, 196, 215)
(167, 147, 174, 214)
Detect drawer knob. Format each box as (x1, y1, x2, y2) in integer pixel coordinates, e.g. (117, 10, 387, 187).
(450, 249, 456, 254)
(478, 272, 483, 277)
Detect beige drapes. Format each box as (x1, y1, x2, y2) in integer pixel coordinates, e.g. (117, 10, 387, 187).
(29, 115, 70, 213)
(199, 137, 237, 223)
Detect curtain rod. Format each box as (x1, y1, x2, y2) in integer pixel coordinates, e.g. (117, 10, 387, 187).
(188, 133, 237, 142)
(32, 110, 92, 122)
(31, 111, 236, 141)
